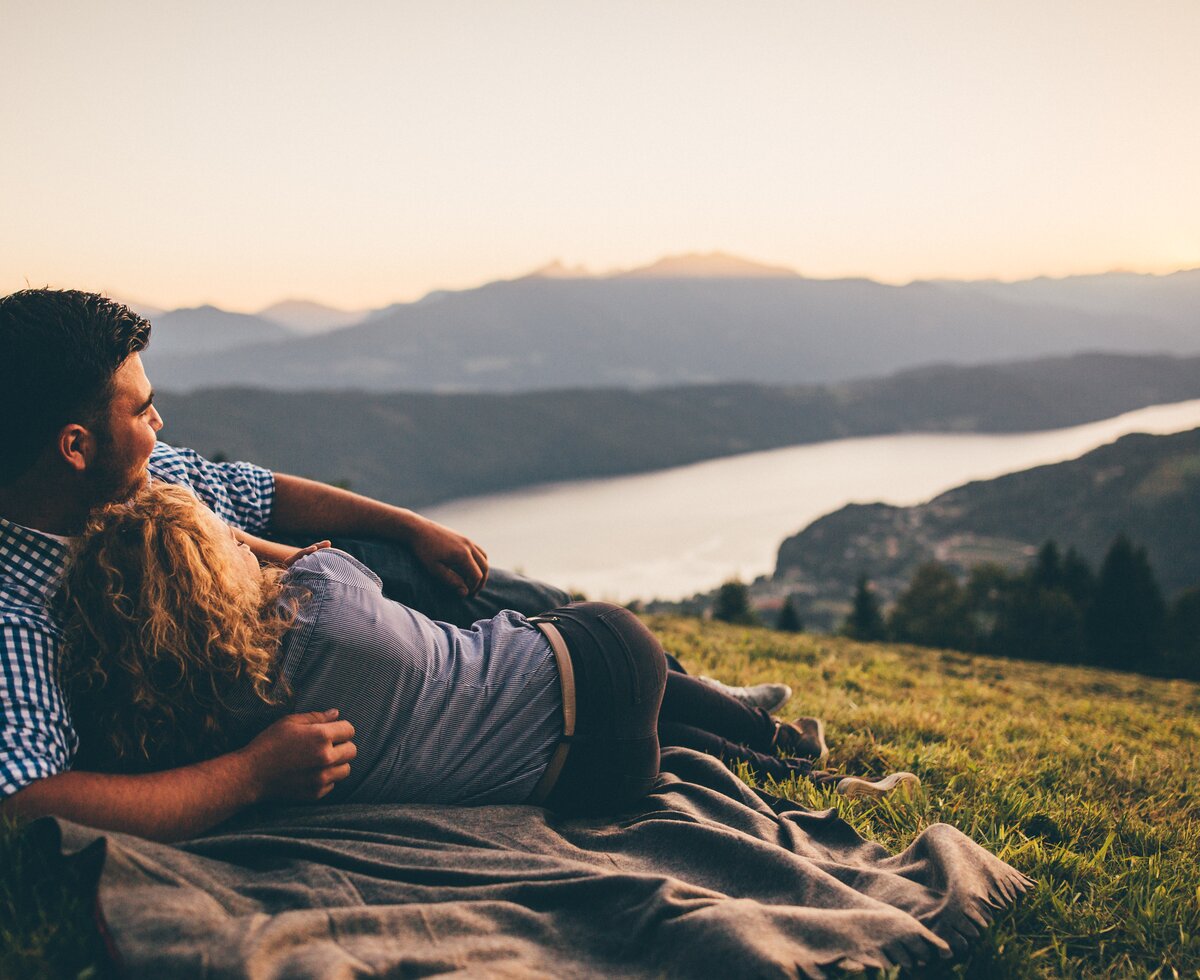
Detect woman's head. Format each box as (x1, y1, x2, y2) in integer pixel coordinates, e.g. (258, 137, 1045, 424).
(61, 482, 294, 769)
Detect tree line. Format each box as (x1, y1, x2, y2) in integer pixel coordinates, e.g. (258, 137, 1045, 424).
(841, 535, 1200, 678)
(706, 534, 1199, 678)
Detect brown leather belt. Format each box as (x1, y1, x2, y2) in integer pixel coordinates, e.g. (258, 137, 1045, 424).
(527, 616, 576, 805)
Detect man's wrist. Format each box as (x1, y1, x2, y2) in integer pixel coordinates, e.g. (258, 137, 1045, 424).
(226, 743, 266, 806)
(381, 507, 425, 545)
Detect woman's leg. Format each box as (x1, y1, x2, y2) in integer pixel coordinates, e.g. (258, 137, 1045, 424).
(658, 671, 778, 751)
(657, 721, 813, 782)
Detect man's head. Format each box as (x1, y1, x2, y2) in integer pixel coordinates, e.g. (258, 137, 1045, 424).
(0, 289, 157, 500)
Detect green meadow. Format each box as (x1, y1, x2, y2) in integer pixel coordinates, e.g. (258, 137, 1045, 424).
(650, 617, 1200, 977)
(4, 617, 1198, 978)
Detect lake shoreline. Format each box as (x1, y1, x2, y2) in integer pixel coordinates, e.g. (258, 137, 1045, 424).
(426, 400, 1200, 602)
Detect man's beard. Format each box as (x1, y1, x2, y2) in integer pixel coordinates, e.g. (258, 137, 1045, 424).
(85, 429, 148, 504)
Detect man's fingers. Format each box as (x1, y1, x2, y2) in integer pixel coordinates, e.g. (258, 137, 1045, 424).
(293, 708, 339, 724)
(321, 762, 353, 784)
(324, 739, 358, 766)
(469, 544, 490, 594)
(452, 548, 486, 595)
(315, 719, 356, 744)
(432, 562, 473, 598)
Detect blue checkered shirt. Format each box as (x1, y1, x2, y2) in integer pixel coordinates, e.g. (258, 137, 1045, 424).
(0, 443, 275, 798)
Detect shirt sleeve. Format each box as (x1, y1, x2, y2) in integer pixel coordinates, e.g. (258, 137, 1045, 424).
(0, 621, 76, 799)
(287, 548, 384, 591)
(149, 443, 277, 534)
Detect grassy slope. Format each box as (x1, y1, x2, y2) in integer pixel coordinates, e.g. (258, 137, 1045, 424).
(4, 619, 1198, 977)
(649, 617, 1200, 977)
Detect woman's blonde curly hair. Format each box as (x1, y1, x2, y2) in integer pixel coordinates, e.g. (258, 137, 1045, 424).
(60, 483, 298, 771)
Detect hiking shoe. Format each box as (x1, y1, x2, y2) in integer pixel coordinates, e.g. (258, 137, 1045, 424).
(772, 717, 829, 765)
(698, 676, 793, 713)
(834, 772, 921, 799)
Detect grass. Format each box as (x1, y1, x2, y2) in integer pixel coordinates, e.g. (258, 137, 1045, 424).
(3, 616, 1199, 977)
(0, 814, 112, 980)
(650, 616, 1200, 977)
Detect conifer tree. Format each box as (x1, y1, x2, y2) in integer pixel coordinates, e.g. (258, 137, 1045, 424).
(964, 563, 1015, 654)
(1060, 547, 1096, 608)
(1085, 534, 1166, 671)
(988, 542, 1088, 663)
(1030, 540, 1062, 592)
(888, 561, 973, 651)
(993, 581, 1086, 663)
(1165, 586, 1200, 679)
(712, 580, 758, 626)
(842, 574, 886, 641)
(776, 596, 804, 633)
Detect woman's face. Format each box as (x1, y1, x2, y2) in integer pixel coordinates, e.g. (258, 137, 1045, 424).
(197, 505, 263, 586)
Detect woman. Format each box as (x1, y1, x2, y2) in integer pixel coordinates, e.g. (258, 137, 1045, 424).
(61, 485, 915, 813)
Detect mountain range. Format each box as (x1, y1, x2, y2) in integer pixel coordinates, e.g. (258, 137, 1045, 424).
(139, 255, 1200, 393)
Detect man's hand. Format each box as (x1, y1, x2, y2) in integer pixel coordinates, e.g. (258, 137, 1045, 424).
(0, 710, 357, 842)
(283, 540, 332, 568)
(239, 709, 357, 802)
(268, 473, 491, 598)
(408, 515, 489, 598)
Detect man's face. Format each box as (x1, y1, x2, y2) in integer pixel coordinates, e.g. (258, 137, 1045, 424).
(87, 353, 163, 503)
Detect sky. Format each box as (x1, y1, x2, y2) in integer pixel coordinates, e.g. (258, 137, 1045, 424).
(3, 0, 1198, 312)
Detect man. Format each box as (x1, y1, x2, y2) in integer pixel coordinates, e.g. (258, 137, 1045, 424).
(0, 288, 793, 842)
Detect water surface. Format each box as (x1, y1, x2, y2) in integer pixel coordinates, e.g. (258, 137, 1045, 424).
(426, 400, 1200, 603)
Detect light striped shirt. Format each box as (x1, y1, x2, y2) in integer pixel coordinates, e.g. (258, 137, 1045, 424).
(227, 549, 563, 805)
(0, 443, 275, 798)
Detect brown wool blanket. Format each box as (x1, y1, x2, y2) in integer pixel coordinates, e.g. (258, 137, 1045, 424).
(47, 749, 1031, 978)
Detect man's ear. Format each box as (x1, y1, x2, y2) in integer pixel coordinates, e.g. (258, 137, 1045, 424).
(57, 424, 97, 473)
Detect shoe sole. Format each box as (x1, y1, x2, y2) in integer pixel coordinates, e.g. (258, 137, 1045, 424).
(836, 772, 921, 798)
(808, 718, 829, 767)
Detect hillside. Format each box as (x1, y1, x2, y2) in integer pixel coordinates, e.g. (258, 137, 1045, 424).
(142, 265, 1200, 393)
(154, 352, 1200, 508)
(772, 426, 1200, 629)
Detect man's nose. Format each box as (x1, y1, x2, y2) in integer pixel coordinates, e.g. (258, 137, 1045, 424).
(150, 406, 164, 430)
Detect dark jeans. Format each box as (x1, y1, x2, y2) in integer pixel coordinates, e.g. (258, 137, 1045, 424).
(541, 603, 668, 814)
(659, 673, 811, 782)
(540, 602, 811, 813)
(289, 535, 572, 627)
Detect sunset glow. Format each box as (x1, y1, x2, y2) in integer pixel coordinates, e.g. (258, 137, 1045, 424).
(3, 1, 1197, 311)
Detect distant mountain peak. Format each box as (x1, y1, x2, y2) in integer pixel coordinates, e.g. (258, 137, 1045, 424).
(619, 252, 801, 279)
(259, 299, 355, 317)
(523, 260, 594, 279)
(257, 299, 369, 335)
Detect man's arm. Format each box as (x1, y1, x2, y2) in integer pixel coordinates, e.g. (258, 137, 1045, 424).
(268, 473, 490, 597)
(1, 710, 356, 842)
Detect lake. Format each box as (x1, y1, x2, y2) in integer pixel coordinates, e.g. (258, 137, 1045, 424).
(425, 400, 1200, 603)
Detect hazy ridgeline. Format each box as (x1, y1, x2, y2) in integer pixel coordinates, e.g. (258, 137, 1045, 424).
(142, 264, 1200, 393)
(156, 352, 1200, 508)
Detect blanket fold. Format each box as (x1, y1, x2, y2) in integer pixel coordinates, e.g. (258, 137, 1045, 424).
(48, 748, 1031, 978)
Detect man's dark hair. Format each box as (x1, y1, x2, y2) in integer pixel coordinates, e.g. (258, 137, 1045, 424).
(0, 289, 151, 484)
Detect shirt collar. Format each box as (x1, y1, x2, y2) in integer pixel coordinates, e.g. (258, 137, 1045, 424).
(0, 517, 72, 599)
